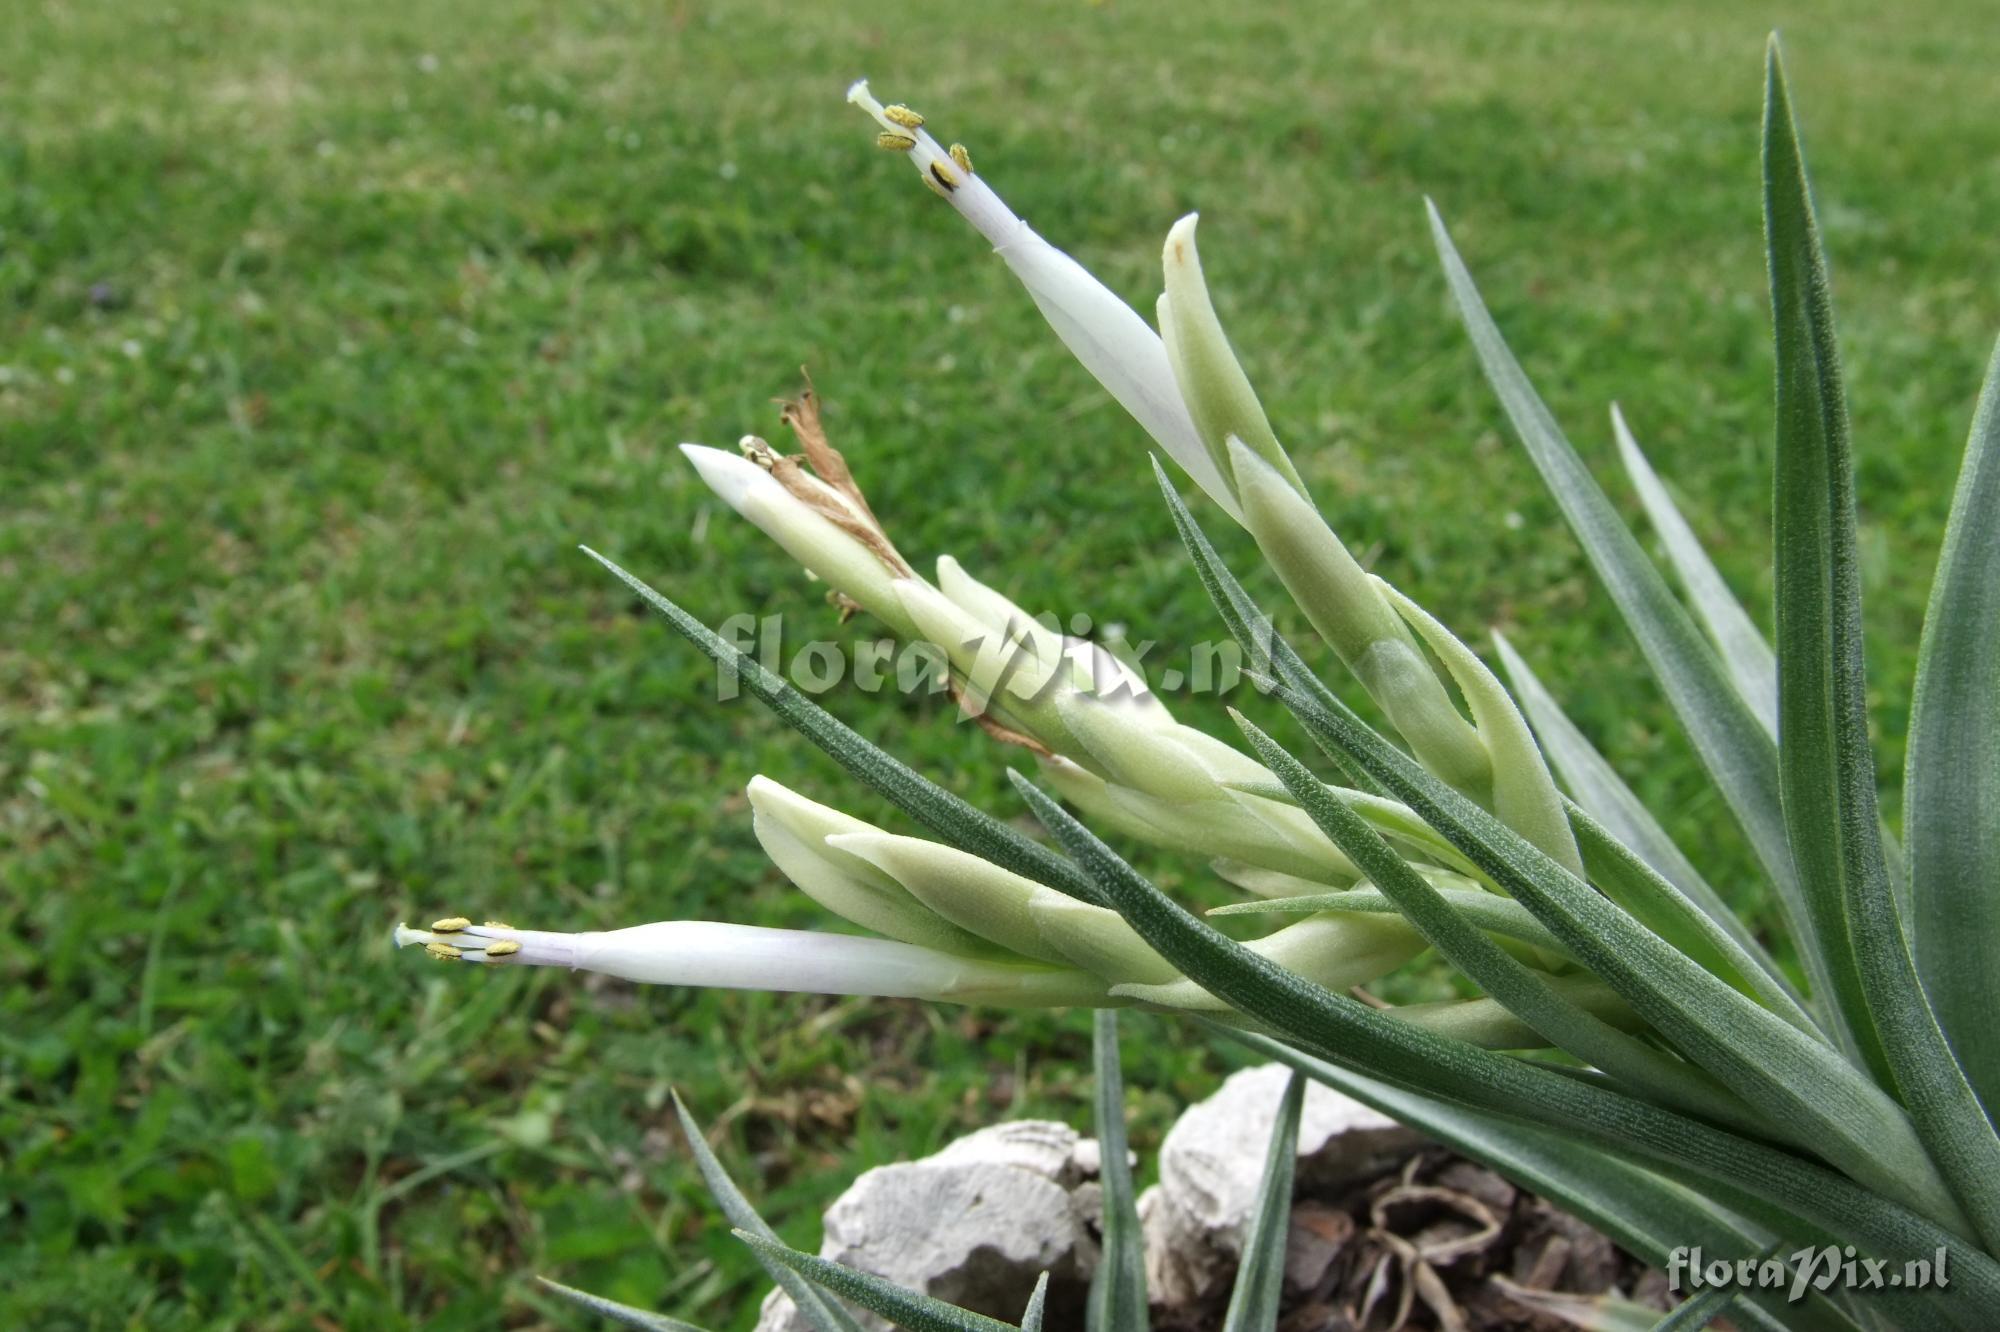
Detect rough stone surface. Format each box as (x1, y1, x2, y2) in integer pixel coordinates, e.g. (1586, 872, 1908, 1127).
(1137, 1064, 1423, 1307)
(752, 1121, 1102, 1332)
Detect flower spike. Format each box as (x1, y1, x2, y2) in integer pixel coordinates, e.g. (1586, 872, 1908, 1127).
(848, 79, 1241, 520)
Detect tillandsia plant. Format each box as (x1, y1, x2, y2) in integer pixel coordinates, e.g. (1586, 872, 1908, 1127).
(395, 38, 2000, 1332)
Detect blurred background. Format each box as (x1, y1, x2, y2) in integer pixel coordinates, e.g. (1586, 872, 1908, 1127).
(4, 0, 1997, 1326)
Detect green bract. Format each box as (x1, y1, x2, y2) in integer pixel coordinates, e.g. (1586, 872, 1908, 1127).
(402, 38, 2000, 1331)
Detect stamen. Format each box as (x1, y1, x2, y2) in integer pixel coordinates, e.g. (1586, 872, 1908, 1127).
(431, 916, 471, 933)
(883, 104, 925, 129)
(949, 143, 973, 175)
(876, 131, 917, 152)
(483, 920, 514, 929)
(425, 941, 463, 960)
(486, 939, 522, 956)
(929, 161, 959, 192)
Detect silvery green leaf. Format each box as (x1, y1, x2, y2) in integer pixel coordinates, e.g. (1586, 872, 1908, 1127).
(1764, 40, 2000, 1249)
(1142, 497, 2000, 1317)
(1019, 1272, 1050, 1332)
(735, 1231, 1018, 1332)
(1611, 407, 1779, 739)
(534, 1277, 715, 1332)
(1422, 200, 1844, 1048)
(1231, 710, 1758, 1131)
(1490, 633, 1790, 995)
(1906, 335, 2000, 1116)
(1088, 1010, 1148, 1332)
(671, 1093, 867, 1332)
(1227, 1031, 1862, 1332)
(1219, 1071, 1303, 1332)
(1258, 667, 1960, 1229)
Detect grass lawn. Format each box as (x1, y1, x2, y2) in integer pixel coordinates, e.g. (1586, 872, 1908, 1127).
(5, 0, 1997, 1326)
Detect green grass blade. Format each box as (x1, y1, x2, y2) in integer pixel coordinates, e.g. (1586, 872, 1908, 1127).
(1257, 667, 1962, 1229)
(1613, 406, 1779, 739)
(1422, 201, 1837, 1038)
(1088, 1010, 1147, 1332)
(1219, 1071, 1303, 1332)
(1491, 632, 1788, 991)
(1209, 884, 1574, 960)
(1907, 335, 2000, 1115)
(1006, 769, 2000, 1325)
(1764, 41, 2000, 1251)
(534, 1278, 716, 1332)
(735, 1232, 1018, 1332)
(583, 547, 1105, 907)
(1020, 1272, 1050, 1332)
(1225, 1032, 1861, 1332)
(1231, 711, 1762, 1131)
(672, 1093, 868, 1332)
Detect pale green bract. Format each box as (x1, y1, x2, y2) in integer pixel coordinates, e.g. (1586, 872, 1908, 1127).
(393, 39, 2000, 1331)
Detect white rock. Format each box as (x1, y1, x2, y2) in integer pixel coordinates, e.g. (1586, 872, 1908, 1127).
(753, 1121, 1100, 1332)
(1139, 1064, 1422, 1306)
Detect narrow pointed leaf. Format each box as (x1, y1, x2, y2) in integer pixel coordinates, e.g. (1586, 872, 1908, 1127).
(1225, 1032, 1860, 1332)
(1020, 1273, 1050, 1332)
(1907, 335, 2000, 1114)
(1423, 201, 1841, 1041)
(1088, 1010, 1147, 1332)
(1492, 633, 1792, 996)
(1152, 483, 1959, 1227)
(1232, 712, 1760, 1132)
(1007, 769, 2000, 1326)
(535, 1278, 715, 1332)
(1613, 406, 1779, 738)
(1762, 40, 1897, 1086)
(672, 1093, 868, 1332)
(1764, 42, 2000, 1249)
(1260, 666, 1960, 1229)
(1220, 1071, 1304, 1332)
(584, 548, 1104, 907)
(736, 1232, 1017, 1332)
(1566, 799, 1818, 1037)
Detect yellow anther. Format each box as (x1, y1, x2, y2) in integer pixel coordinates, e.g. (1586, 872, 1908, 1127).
(929, 160, 959, 192)
(883, 104, 925, 129)
(483, 920, 514, 929)
(485, 939, 522, 957)
(876, 131, 917, 152)
(431, 916, 471, 933)
(425, 941, 463, 960)
(949, 143, 973, 175)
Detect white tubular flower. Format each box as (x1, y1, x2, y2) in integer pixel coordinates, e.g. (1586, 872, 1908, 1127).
(848, 81, 1241, 522)
(393, 918, 1114, 1007)
(680, 442, 924, 641)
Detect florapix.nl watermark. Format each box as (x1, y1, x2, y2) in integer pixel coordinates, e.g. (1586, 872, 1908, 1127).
(709, 610, 1272, 705)
(1668, 1245, 1949, 1303)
